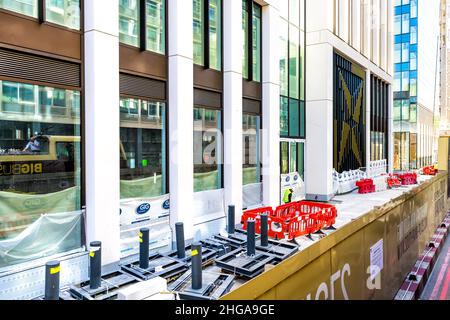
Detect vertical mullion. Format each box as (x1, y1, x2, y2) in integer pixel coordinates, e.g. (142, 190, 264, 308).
(204, 0, 210, 68)
(140, 0, 147, 51)
(247, 0, 253, 81)
(38, 0, 45, 24)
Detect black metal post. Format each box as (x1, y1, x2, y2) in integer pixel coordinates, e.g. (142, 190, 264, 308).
(227, 205, 235, 234)
(139, 228, 150, 269)
(191, 243, 203, 290)
(44, 260, 60, 300)
(89, 241, 102, 290)
(260, 213, 269, 247)
(247, 220, 256, 256)
(176, 222, 186, 259)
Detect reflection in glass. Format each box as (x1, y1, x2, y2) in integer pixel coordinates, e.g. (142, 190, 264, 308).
(0, 0, 37, 17)
(146, 0, 165, 54)
(252, 3, 261, 81)
(209, 0, 221, 70)
(0, 80, 81, 268)
(45, 0, 80, 30)
(120, 98, 166, 199)
(242, 0, 249, 79)
(193, 0, 205, 66)
(243, 114, 261, 185)
(193, 107, 223, 192)
(119, 0, 140, 47)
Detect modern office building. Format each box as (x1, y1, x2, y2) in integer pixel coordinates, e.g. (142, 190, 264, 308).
(305, 0, 394, 201)
(393, 0, 441, 171)
(0, 0, 392, 287)
(0, 0, 305, 272)
(439, 0, 450, 132)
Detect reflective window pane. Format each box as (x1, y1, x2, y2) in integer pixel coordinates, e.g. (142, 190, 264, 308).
(279, 18, 289, 97)
(209, 0, 221, 70)
(243, 114, 261, 185)
(0, 80, 82, 269)
(242, 0, 249, 79)
(280, 97, 289, 137)
(45, 0, 80, 30)
(146, 0, 165, 54)
(0, 0, 37, 17)
(119, 0, 140, 47)
(193, 107, 223, 192)
(252, 3, 261, 81)
(120, 98, 166, 199)
(193, 0, 205, 66)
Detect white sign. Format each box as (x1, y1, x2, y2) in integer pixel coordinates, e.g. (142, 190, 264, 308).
(280, 172, 305, 203)
(369, 239, 384, 280)
(120, 194, 170, 226)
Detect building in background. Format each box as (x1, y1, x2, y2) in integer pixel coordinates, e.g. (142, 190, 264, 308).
(306, 0, 393, 201)
(439, 0, 450, 132)
(393, 0, 441, 171)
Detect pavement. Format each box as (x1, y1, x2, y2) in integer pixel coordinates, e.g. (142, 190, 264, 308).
(420, 232, 450, 300)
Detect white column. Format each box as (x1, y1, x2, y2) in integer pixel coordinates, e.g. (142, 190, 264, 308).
(371, 0, 380, 65)
(305, 42, 335, 201)
(168, 0, 194, 239)
(366, 70, 371, 167)
(262, 3, 281, 208)
(387, 0, 393, 75)
(338, 0, 349, 43)
(380, 0, 387, 70)
(388, 85, 394, 173)
(223, 0, 243, 224)
(362, 0, 371, 58)
(352, 0, 361, 51)
(84, 0, 120, 265)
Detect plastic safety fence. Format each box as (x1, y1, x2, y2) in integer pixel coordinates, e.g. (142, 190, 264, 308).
(241, 202, 338, 241)
(422, 166, 438, 176)
(395, 172, 418, 186)
(356, 179, 375, 194)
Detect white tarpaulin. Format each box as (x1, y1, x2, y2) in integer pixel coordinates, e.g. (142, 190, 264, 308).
(0, 211, 83, 269)
(243, 182, 263, 209)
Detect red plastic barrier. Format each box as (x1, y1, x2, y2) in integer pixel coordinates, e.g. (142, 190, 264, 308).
(356, 179, 375, 194)
(395, 172, 417, 185)
(423, 166, 437, 176)
(387, 174, 402, 188)
(242, 201, 338, 240)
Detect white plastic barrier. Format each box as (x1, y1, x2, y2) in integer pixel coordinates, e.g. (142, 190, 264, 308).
(367, 160, 387, 178)
(373, 175, 388, 192)
(333, 169, 367, 194)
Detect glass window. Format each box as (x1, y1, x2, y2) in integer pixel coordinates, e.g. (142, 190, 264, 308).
(401, 71, 409, 92)
(281, 142, 289, 175)
(410, 51, 417, 70)
(401, 14, 409, 34)
(410, 78, 417, 97)
(410, 0, 417, 18)
(243, 114, 261, 185)
(119, 0, 140, 47)
(394, 15, 401, 35)
(297, 142, 304, 180)
(394, 43, 401, 63)
(289, 25, 299, 99)
(279, 18, 289, 97)
(280, 97, 289, 137)
(401, 99, 410, 121)
(401, 42, 409, 63)
(289, 99, 300, 137)
(0, 80, 82, 269)
(146, 0, 165, 54)
(242, 0, 249, 79)
(290, 142, 297, 173)
(410, 25, 417, 44)
(394, 72, 401, 92)
(193, 0, 205, 66)
(394, 100, 402, 120)
(193, 107, 223, 192)
(410, 133, 417, 169)
(0, 0, 37, 17)
(45, 0, 80, 30)
(252, 3, 261, 81)
(120, 98, 166, 199)
(410, 103, 417, 123)
(209, 0, 221, 70)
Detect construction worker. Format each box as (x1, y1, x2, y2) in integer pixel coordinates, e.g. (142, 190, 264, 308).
(283, 188, 294, 204)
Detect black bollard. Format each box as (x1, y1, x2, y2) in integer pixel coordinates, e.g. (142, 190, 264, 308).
(139, 228, 150, 269)
(89, 241, 102, 290)
(191, 243, 203, 290)
(175, 222, 186, 259)
(45, 260, 60, 300)
(247, 220, 256, 256)
(227, 205, 235, 234)
(260, 214, 269, 247)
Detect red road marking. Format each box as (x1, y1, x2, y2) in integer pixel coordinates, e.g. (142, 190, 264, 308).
(439, 267, 450, 300)
(430, 246, 450, 300)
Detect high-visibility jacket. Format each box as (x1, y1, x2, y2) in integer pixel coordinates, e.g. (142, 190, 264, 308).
(283, 189, 292, 204)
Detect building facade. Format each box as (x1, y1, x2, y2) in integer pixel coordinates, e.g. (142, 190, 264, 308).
(0, 0, 391, 277)
(305, 0, 393, 201)
(393, 0, 440, 171)
(0, 0, 306, 271)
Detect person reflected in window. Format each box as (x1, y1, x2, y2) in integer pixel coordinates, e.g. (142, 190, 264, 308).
(23, 136, 41, 153)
